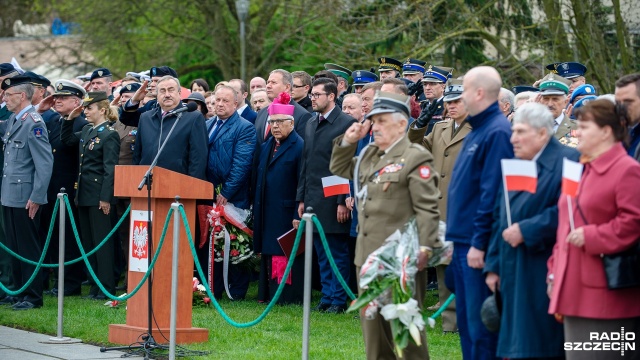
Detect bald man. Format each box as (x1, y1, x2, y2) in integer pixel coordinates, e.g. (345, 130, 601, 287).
(447, 66, 513, 359)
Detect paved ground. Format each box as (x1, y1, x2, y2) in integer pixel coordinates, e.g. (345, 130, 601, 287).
(0, 326, 128, 360)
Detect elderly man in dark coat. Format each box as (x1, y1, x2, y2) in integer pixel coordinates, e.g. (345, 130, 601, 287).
(484, 102, 579, 359)
(253, 92, 304, 304)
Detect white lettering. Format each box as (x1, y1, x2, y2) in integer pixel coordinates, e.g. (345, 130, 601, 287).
(612, 342, 620, 351)
(600, 333, 610, 341)
(601, 342, 609, 351)
(626, 343, 635, 351)
(582, 343, 590, 350)
(610, 332, 620, 341)
(626, 332, 636, 341)
(589, 332, 599, 340)
(564, 343, 573, 351)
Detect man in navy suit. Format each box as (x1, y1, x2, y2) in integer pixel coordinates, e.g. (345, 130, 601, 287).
(206, 85, 257, 299)
(229, 79, 257, 124)
(253, 92, 305, 304)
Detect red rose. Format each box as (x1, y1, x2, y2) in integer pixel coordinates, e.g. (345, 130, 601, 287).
(214, 225, 222, 233)
(112, 300, 119, 307)
(203, 297, 211, 304)
(230, 249, 240, 257)
(230, 234, 237, 240)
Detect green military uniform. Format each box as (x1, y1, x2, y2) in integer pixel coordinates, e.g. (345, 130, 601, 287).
(331, 134, 441, 360)
(60, 92, 120, 297)
(0, 105, 12, 121)
(554, 114, 576, 140)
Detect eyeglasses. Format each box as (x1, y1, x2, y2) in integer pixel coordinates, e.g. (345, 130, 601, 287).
(267, 119, 293, 125)
(292, 84, 307, 89)
(2, 92, 21, 98)
(310, 92, 327, 99)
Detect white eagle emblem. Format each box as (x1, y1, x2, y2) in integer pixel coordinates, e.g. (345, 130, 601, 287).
(132, 222, 148, 259)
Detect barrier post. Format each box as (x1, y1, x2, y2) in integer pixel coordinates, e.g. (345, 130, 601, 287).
(49, 189, 71, 342)
(301, 207, 315, 360)
(169, 198, 182, 360)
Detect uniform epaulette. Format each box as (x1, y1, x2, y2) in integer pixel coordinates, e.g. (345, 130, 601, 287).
(27, 112, 43, 123)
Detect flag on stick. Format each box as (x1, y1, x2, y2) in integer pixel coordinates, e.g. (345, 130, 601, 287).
(562, 158, 583, 197)
(501, 159, 538, 193)
(321, 175, 350, 197)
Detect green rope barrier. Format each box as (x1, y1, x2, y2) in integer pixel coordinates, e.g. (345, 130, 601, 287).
(0, 200, 131, 268)
(63, 196, 169, 301)
(0, 200, 57, 296)
(179, 205, 304, 328)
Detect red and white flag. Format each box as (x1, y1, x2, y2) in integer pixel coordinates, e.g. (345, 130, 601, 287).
(321, 175, 350, 197)
(562, 158, 583, 197)
(501, 159, 538, 193)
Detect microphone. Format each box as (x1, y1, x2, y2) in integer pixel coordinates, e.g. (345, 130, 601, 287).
(164, 102, 198, 117)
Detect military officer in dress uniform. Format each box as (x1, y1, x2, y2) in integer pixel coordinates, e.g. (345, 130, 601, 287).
(61, 92, 120, 299)
(325, 63, 352, 106)
(330, 91, 441, 359)
(417, 65, 454, 135)
(536, 74, 576, 141)
(377, 57, 403, 80)
(0, 75, 54, 310)
(88, 68, 114, 101)
(545, 61, 587, 98)
(352, 70, 379, 94)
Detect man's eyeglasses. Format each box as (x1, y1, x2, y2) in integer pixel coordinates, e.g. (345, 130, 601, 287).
(2, 92, 21, 98)
(292, 84, 307, 89)
(267, 119, 293, 125)
(310, 92, 327, 99)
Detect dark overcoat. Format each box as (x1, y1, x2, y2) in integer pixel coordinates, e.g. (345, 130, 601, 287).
(485, 137, 579, 358)
(253, 131, 303, 255)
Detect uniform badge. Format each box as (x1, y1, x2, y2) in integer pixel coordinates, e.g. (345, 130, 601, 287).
(89, 142, 94, 151)
(419, 166, 430, 179)
(130, 144, 135, 151)
(380, 163, 404, 174)
(33, 128, 43, 138)
(128, 129, 137, 136)
(4, 79, 9, 86)
(98, 70, 104, 77)
(97, 126, 104, 132)
(21, 112, 29, 121)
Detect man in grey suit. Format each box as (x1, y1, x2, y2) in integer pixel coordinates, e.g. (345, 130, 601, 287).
(0, 75, 54, 310)
(254, 69, 311, 145)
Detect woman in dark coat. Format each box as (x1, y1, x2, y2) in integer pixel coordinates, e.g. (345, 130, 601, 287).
(485, 103, 579, 359)
(253, 93, 304, 304)
(62, 92, 120, 299)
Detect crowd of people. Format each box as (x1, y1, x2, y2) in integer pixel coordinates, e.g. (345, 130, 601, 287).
(0, 56, 639, 360)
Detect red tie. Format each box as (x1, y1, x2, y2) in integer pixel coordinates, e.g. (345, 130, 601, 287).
(272, 141, 281, 158)
(264, 123, 271, 140)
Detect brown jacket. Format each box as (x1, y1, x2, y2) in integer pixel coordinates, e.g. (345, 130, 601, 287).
(408, 120, 472, 221)
(330, 135, 441, 267)
(554, 114, 576, 140)
(112, 120, 136, 165)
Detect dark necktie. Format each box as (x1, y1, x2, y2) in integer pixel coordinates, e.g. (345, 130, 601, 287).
(319, 115, 326, 123)
(209, 119, 223, 142)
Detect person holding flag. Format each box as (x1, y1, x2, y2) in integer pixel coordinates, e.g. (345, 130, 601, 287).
(547, 99, 640, 359)
(484, 103, 579, 359)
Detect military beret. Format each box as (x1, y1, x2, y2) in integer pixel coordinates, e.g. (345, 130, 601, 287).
(324, 63, 352, 82)
(1, 75, 32, 90)
(545, 62, 587, 79)
(119, 82, 142, 94)
(402, 58, 426, 75)
(539, 74, 571, 96)
(512, 85, 539, 94)
(150, 66, 178, 78)
(443, 79, 464, 102)
(366, 91, 411, 120)
(569, 84, 596, 104)
(82, 91, 108, 107)
(377, 57, 403, 73)
(53, 79, 87, 98)
(422, 65, 454, 83)
(90, 68, 112, 81)
(352, 70, 379, 86)
(23, 71, 51, 88)
(0, 63, 18, 77)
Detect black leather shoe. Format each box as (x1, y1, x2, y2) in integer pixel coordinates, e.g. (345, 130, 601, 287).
(325, 304, 348, 314)
(313, 302, 331, 312)
(0, 296, 21, 305)
(93, 294, 107, 300)
(12, 301, 42, 310)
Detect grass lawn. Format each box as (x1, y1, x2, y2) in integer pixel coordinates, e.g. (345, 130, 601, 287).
(0, 282, 462, 359)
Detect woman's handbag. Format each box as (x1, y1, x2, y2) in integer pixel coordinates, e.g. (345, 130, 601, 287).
(575, 199, 640, 289)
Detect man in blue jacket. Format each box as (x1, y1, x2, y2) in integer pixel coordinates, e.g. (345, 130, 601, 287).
(446, 66, 513, 359)
(206, 85, 257, 299)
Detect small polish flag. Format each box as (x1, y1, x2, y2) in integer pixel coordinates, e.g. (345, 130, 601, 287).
(562, 158, 583, 197)
(321, 175, 350, 197)
(501, 159, 538, 193)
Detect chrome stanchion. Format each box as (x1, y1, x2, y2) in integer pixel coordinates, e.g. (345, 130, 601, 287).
(168, 197, 181, 360)
(301, 207, 315, 360)
(48, 189, 74, 343)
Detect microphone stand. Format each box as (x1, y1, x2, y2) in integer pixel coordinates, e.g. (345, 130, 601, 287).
(102, 112, 188, 359)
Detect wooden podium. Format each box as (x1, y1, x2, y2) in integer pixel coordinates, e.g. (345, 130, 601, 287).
(108, 165, 212, 344)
